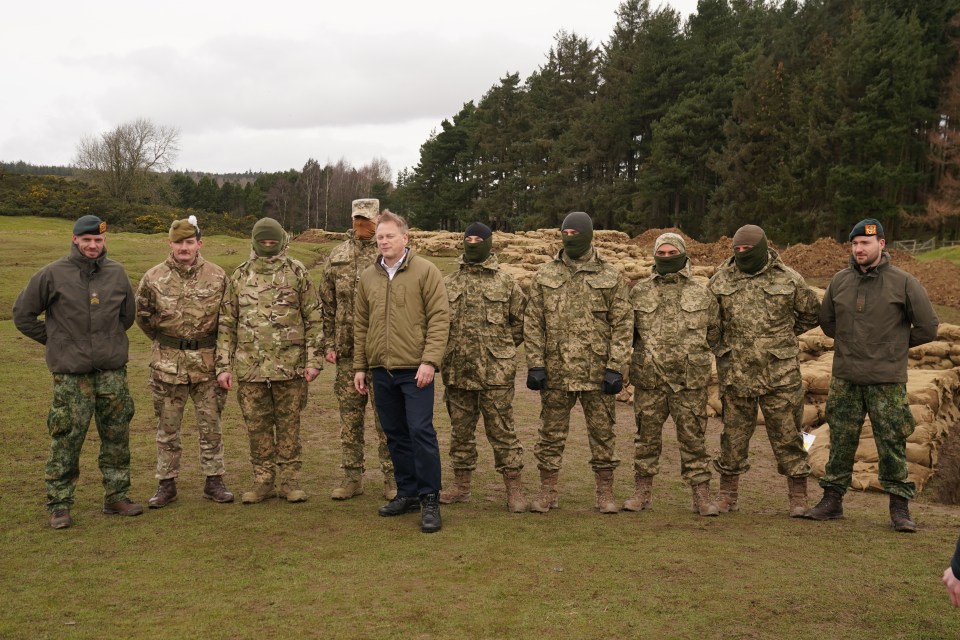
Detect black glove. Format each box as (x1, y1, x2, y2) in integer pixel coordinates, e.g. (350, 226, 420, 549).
(526, 368, 547, 391)
(602, 369, 623, 395)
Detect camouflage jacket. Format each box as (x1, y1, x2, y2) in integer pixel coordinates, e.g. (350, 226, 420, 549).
(136, 254, 226, 384)
(630, 262, 720, 391)
(215, 245, 323, 382)
(319, 233, 379, 360)
(442, 254, 526, 389)
(524, 247, 633, 392)
(708, 250, 820, 396)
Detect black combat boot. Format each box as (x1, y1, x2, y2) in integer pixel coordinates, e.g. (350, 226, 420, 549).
(378, 495, 420, 517)
(889, 494, 917, 533)
(803, 486, 843, 520)
(420, 493, 442, 533)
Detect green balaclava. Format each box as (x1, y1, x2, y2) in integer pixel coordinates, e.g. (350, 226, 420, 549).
(732, 224, 768, 274)
(463, 222, 493, 264)
(560, 211, 593, 260)
(251, 217, 285, 258)
(653, 232, 687, 275)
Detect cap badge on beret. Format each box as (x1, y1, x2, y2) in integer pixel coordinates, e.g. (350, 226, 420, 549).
(865, 224, 877, 236)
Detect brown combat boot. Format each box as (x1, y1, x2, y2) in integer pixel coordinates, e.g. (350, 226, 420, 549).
(529, 469, 559, 513)
(594, 469, 618, 514)
(803, 486, 843, 520)
(103, 498, 144, 516)
(383, 475, 397, 500)
(439, 469, 472, 504)
(241, 483, 276, 504)
(50, 507, 71, 529)
(331, 470, 364, 500)
(692, 481, 720, 517)
(716, 474, 740, 513)
(622, 473, 653, 512)
(203, 475, 234, 503)
(148, 479, 177, 509)
(889, 494, 917, 533)
(503, 470, 529, 513)
(787, 476, 808, 518)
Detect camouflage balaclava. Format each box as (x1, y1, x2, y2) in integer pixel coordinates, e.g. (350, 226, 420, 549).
(463, 222, 493, 264)
(732, 224, 768, 274)
(653, 232, 687, 275)
(561, 211, 593, 260)
(251, 217, 285, 258)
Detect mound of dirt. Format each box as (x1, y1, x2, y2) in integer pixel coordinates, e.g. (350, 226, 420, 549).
(779, 237, 851, 279)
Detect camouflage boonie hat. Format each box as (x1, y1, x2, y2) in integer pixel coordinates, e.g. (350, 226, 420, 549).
(351, 199, 380, 220)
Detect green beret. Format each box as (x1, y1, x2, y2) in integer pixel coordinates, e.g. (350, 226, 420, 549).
(73, 215, 106, 236)
(849, 218, 884, 240)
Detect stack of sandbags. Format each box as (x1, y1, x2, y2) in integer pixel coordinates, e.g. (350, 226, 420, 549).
(798, 327, 834, 363)
(908, 323, 960, 370)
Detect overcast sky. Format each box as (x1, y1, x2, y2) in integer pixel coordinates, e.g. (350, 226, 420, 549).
(2, 0, 699, 180)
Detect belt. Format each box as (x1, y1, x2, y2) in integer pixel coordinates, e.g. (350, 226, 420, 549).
(156, 333, 217, 350)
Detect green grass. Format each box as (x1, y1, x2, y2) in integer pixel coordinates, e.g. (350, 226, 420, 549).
(2, 216, 960, 638)
(915, 245, 960, 267)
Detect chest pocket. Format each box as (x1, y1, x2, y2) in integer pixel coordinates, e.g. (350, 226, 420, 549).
(483, 288, 510, 325)
(586, 270, 618, 316)
(762, 282, 794, 326)
(679, 291, 711, 331)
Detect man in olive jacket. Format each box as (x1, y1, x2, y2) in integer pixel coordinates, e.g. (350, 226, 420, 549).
(13, 215, 143, 529)
(806, 218, 938, 532)
(353, 211, 450, 533)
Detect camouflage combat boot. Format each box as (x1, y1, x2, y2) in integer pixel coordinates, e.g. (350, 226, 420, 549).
(622, 473, 652, 512)
(241, 483, 277, 504)
(889, 494, 917, 533)
(439, 469, 472, 504)
(716, 474, 740, 513)
(203, 475, 234, 503)
(148, 478, 177, 509)
(787, 476, 808, 518)
(803, 486, 843, 520)
(529, 469, 559, 513)
(383, 475, 398, 500)
(331, 470, 364, 500)
(594, 469, 618, 514)
(503, 470, 528, 513)
(692, 481, 720, 517)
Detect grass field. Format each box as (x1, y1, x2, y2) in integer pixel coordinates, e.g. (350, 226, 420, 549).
(2, 217, 959, 639)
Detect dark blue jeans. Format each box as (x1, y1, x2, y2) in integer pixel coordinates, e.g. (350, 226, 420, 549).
(371, 368, 442, 497)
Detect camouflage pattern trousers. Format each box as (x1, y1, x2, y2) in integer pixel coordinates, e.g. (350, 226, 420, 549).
(444, 384, 524, 473)
(334, 361, 392, 475)
(46, 367, 135, 510)
(150, 376, 227, 480)
(633, 384, 711, 486)
(534, 389, 620, 472)
(715, 382, 810, 477)
(820, 377, 916, 499)
(236, 378, 307, 487)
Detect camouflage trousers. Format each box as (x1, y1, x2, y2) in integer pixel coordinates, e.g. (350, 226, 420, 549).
(150, 375, 227, 480)
(46, 367, 135, 510)
(715, 382, 810, 477)
(334, 362, 392, 475)
(633, 383, 711, 486)
(534, 389, 619, 472)
(236, 378, 307, 487)
(820, 377, 916, 499)
(444, 384, 524, 473)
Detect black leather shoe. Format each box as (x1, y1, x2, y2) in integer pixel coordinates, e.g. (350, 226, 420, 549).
(420, 493, 442, 533)
(378, 495, 421, 517)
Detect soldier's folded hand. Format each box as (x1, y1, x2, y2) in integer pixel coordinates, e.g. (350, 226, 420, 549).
(526, 368, 547, 391)
(602, 369, 623, 395)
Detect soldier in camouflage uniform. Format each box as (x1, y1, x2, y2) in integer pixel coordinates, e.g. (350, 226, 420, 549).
(136, 216, 233, 508)
(439, 223, 528, 512)
(628, 233, 720, 516)
(805, 218, 939, 532)
(524, 212, 633, 514)
(320, 198, 394, 501)
(13, 214, 143, 528)
(708, 224, 820, 517)
(216, 217, 323, 504)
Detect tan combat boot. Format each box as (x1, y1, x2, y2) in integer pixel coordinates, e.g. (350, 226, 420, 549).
(279, 480, 308, 503)
(241, 483, 276, 504)
(787, 476, 808, 518)
(594, 469, 618, 514)
(622, 473, 653, 511)
(716, 474, 740, 513)
(692, 481, 720, 517)
(529, 469, 559, 513)
(383, 475, 397, 500)
(331, 470, 364, 500)
(439, 469, 472, 504)
(503, 469, 529, 513)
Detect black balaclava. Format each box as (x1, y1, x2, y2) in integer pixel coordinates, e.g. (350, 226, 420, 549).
(463, 222, 493, 264)
(561, 211, 593, 260)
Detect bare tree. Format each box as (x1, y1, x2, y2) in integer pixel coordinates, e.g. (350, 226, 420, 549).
(74, 118, 180, 202)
